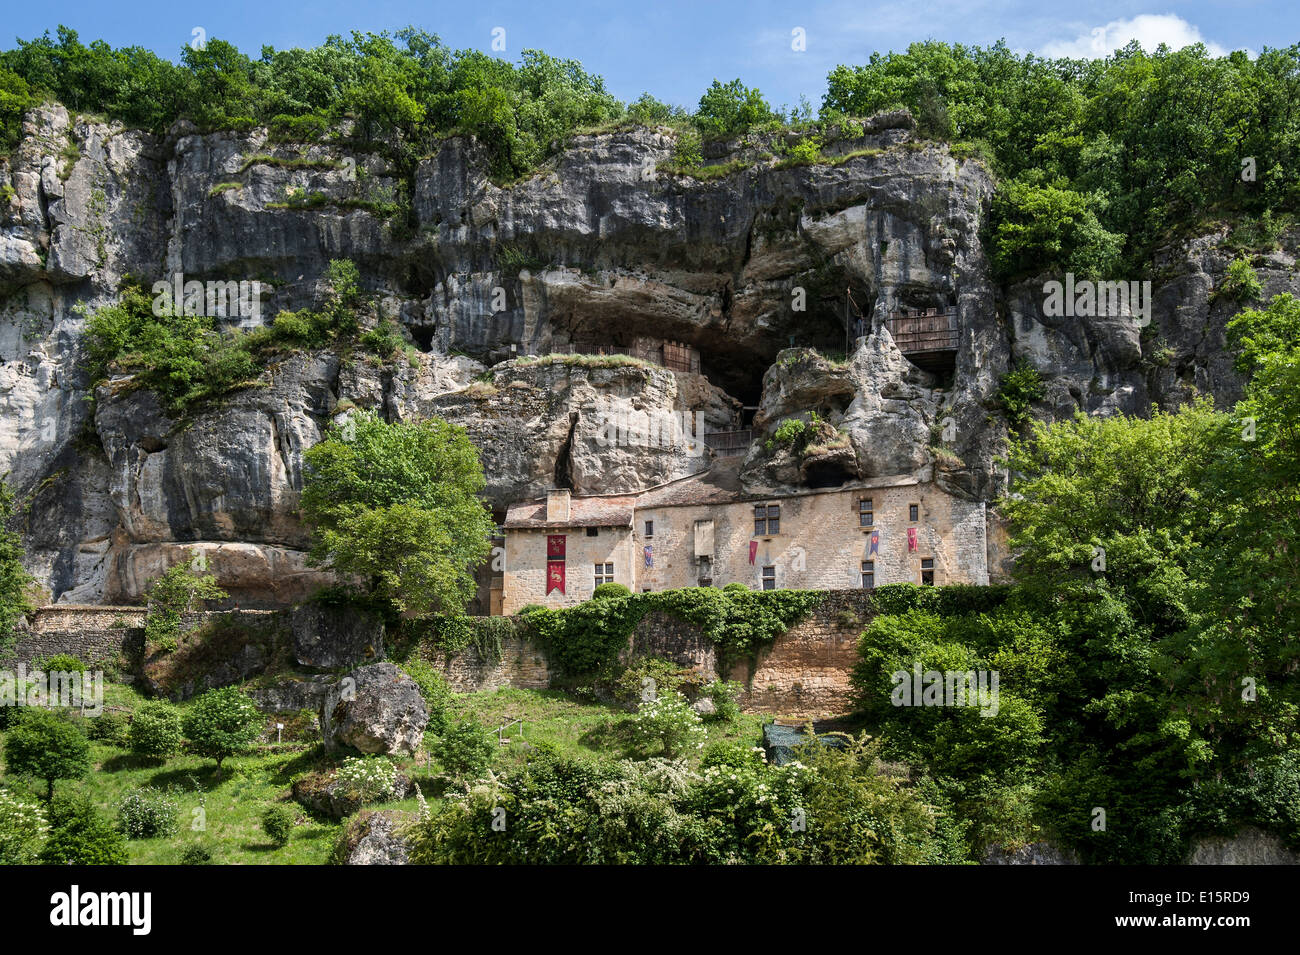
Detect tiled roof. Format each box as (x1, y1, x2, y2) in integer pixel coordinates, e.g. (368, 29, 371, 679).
(503, 495, 637, 529)
(633, 465, 744, 508)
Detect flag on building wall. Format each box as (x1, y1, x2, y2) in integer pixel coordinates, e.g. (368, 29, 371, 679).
(907, 527, 918, 552)
(869, 530, 879, 555)
(546, 534, 566, 594)
(546, 560, 565, 595)
(644, 545, 653, 568)
(748, 540, 758, 565)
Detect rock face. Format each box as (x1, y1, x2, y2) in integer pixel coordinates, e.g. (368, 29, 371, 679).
(290, 603, 383, 669)
(1186, 827, 1299, 865)
(335, 810, 413, 865)
(1, 103, 1291, 604)
(321, 663, 427, 755)
(980, 842, 1079, 865)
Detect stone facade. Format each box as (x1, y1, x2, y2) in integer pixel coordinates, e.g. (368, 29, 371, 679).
(502, 474, 987, 613)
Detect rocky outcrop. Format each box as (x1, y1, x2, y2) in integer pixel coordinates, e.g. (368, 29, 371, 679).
(981, 842, 1079, 865)
(2, 102, 1290, 605)
(290, 602, 383, 669)
(334, 809, 414, 864)
(1186, 827, 1299, 865)
(293, 770, 414, 820)
(321, 662, 427, 755)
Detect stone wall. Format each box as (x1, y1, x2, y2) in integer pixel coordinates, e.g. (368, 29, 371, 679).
(426, 590, 874, 718)
(10, 625, 144, 668)
(31, 605, 146, 632)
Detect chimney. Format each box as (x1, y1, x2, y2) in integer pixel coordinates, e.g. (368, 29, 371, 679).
(546, 488, 571, 524)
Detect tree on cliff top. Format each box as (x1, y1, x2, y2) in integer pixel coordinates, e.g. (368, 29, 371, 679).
(300, 410, 494, 617)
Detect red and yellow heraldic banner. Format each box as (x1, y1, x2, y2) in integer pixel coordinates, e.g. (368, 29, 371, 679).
(547, 534, 566, 594)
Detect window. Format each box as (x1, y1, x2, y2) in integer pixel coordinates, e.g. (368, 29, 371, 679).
(761, 565, 776, 591)
(909, 503, 919, 522)
(858, 497, 874, 527)
(754, 504, 781, 536)
(594, 562, 614, 586)
(586, 526, 599, 537)
(697, 578, 712, 588)
(861, 560, 875, 589)
(920, 557, 934, 586)
(644, 520, 654, 538)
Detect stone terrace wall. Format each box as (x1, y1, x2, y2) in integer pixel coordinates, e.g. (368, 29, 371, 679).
(425, 590, 874, 718)
(726, 591, 870, 716)
(10, 626, 145, 668)
(31, 605, 147, 631)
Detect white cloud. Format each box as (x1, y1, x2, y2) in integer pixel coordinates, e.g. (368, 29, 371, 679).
(1041, 13, 1231, 58)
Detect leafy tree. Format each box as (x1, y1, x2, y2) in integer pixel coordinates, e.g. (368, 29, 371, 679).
(3, 709, 91, 799)
(694, 78, 777, 138)
(0, 67, 33, 154)
(182, 686, 262, 771)
(301, 410, 494, 616)
(143, 557, 228, 652)
(39, 791, 128, 865)
(0, 481, 34, 653)
(127, 701, 184, 761)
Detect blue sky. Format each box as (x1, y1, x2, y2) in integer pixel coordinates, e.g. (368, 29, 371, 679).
(4, 2, 1292, 110)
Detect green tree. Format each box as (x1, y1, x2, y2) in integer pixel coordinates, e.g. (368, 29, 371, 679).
(182, 686, 262, 771)
(694, 78, 777, 138)
(300, 410, 494, 616)
(143, 556, 228, 652)
(127, 701, 184, 762)
(0, 481, 34, 652)
(39, 792, 128, 865)
(4, 709, 91, 799)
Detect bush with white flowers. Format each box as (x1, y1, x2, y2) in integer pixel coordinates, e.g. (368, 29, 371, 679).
(0, 787, 48, 864)
(630, 690, 706, 758)
(335, 755, 401, 803)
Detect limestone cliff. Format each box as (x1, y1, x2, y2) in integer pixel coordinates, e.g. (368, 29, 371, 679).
(0, 103, 1287, 605)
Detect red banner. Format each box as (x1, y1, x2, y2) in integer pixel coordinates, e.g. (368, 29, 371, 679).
(748, 540, 758, 565)
(547, 534, 566, 559)
(546, 560, 565, 594)
(907, 527, 918, 552)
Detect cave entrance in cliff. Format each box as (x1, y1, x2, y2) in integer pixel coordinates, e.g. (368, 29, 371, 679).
(804, 458, 854, 489)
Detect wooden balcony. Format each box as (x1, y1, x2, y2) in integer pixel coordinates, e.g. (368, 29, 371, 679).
(703, 429, 753, 456)
(883, 307, 959, 373)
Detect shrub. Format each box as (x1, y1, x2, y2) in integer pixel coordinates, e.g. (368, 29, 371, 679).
(1215, 257, 1263, 303)
(128, 701, 184, 761)
(261, 804, 294, 848)
(182, 686, 262, 770)
(723, 582, 749, 593)
(997, 361, 1045, 426)
(33, 653, 87, 674)
(143, 559, 228, 653)
(86, 710, 131, 746)
(117, 787, 180, 838)
(400, 659, 454, 734)
(179, 842, 213, 865)
(613, 657, 690, 709)
(699, 679, 744, 722)
(335, 755, 401, 803)
(40, 792, 128, 865)
(629, 690, 706, 758)
(434, 718, 496, 780)
(0, 787, 48, 864)
(591, 582, 632, 600)
(3, 708, 91, 798)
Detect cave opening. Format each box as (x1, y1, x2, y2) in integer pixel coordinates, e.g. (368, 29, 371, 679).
(804, 458, 854, 489)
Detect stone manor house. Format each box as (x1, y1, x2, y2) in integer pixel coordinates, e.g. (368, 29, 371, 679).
(499, 464, 990, 614)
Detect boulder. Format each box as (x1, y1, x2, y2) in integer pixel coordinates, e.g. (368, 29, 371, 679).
(981, 842, 1078, 865)
(335, 810, 414, 865)
(691, 697, 717, 718)
(321, 663, 428, 755)
(1187, 827, 1299, 865)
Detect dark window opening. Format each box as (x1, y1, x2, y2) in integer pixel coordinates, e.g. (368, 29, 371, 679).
(586, 526, 599, 537)
(909, 503, 919, 522)
(858, 498, 874, 527)
(920, 557, 934, 586)
(861, 560, 875, 589)
(594, 562, 614, 586)
(761, 565, 776, 591)
(644, 520, 654, 538)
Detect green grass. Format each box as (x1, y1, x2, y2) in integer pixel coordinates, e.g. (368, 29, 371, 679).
(1, 684, 770, 864)
(448, 685, 767, 767)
